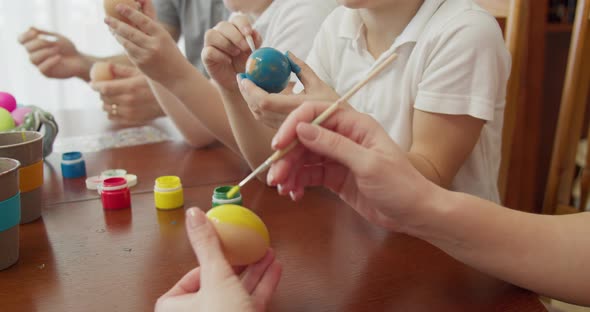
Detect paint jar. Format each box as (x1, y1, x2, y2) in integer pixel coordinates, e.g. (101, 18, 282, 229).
(212, 185, 243, 207)
(0, 131, 44, 223)
(61, 151, 86, 179)
(100, 177, 131, 210)
(154, 176, 184, 210)
(0, 158, 21, 270)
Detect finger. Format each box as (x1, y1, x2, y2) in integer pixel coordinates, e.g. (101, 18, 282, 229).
(137, 0, 157, 20)
(105, 15, 151, 46)
(214, 21, 250, 53)
(240, 249, 275, 294)
(113, 33, 146, 60)
(202, 46, 233, 69)
(160, 267, 202, 298)
(18, 27, 40, 44)
(37, 55, 61, 75)
(185, 207, 234, 284)
(115, 4, 160, 35)
(23, 39, 55, 53)
(295, 122, 371, 176)
(204, 29, 241, 57)
(272, 101, 332, 150)
(29, 47, 59, 65)
(251, 261, 282, 312)
(92, 78, 136, 96)
(287, 51, 319, 87)
(239, 78, 305, 115)
(111, 63, 139, 78)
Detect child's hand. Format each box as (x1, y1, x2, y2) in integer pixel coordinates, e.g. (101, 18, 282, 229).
(105, 4, 191, 85)
(202, 14, 263, 92)
(237, 52, 341, 129)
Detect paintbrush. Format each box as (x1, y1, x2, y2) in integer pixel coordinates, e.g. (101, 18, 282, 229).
(227, 53, 399, 198)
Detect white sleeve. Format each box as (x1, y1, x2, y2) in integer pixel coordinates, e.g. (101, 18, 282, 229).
(414, 11, 512, 121)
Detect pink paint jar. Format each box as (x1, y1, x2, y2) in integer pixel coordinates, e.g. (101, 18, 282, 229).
(100, 177, 131, 210)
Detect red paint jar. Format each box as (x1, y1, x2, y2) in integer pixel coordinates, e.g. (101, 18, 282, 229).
(100, 177, 131, 210)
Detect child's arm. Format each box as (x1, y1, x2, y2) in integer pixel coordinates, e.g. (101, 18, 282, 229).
(104, 4, 241, 151)
(407, 112, 484, 187)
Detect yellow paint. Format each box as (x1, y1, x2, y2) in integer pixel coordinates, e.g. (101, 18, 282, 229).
(206, 204, 270, 244)
(227, 185, 240, 199)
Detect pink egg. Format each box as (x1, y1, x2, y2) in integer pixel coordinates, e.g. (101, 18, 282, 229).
(0, 92, 17, 113)
(11, 107, 33, 126)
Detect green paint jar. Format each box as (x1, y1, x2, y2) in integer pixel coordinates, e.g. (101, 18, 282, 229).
(212, 186, 243, 207)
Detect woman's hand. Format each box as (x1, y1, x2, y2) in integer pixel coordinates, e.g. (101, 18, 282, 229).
(155, 207, 282, 312)
(268, 101, 436, 232)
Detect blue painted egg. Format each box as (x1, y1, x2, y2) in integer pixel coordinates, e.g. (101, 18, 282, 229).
(245, 48, 292, 94)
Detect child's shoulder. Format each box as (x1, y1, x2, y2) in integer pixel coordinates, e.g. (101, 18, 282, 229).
(425, 0, 504, 43)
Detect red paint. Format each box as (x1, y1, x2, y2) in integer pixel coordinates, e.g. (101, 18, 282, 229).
(100, 177, 131, 210)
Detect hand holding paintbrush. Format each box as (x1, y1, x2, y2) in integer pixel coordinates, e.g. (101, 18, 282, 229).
(227, 53, 399, 198)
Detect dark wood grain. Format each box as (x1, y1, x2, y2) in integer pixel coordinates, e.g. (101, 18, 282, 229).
(1, 181, 545, 311)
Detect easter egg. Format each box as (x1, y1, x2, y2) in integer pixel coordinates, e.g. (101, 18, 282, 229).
(104, 0, 140, 24)
(206, 204, 270, 266)
(245, 47, 292, 94)
(0, 108, 16, 131)
(90, 62, 114, 82)
(11, 107, 33, 126)
(0, 92, 17, 113)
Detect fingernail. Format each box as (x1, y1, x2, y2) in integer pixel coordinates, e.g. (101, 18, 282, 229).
(286, 51, 301, 74)
(241, 26, 252, 35)
(297, 123, 319, 141)
(186, 208, 206, 228)
(271, 135, 279, 149)
(267, 171, 274, 186)
(277, 184, 284, 194)
(289, 191, 297, 202)
(116, 4, 126, 13)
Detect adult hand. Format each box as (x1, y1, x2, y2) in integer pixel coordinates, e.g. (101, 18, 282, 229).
(237, 52, 340, 129)
(155, 208, 282, 312)
(202, 14, 263, 91)
(268, 101, 435, 231)
(90, 63, 164, 124)
(18, 27, 92, 80)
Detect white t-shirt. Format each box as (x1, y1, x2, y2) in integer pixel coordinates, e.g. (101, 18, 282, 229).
(233, 0, 338, 65)
(298, 0, 511, 202)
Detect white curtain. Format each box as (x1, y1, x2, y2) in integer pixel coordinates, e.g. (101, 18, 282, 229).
(0, 0, 124, 111)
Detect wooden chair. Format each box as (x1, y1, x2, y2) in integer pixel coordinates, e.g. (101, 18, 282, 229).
(475, 0, 527, 203)
(543, 0, 590, 215)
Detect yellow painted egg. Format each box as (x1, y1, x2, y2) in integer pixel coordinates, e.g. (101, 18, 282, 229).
(104, 0, 140, 24)
(206, 204, 270, 266)
(90, 62, 114, 82)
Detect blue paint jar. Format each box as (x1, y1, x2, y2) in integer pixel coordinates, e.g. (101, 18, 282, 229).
(61, 151, 87, 179)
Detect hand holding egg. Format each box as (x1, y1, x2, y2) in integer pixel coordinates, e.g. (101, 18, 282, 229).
(206, 204, 270, 266)
(104, 0, 142, 24)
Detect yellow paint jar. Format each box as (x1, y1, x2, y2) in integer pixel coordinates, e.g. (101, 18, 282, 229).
(154, 176, 184, 210)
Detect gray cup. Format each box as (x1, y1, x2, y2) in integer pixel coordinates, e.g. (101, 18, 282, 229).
(0, 131, 44, 223)
(0, 158, 21, 270)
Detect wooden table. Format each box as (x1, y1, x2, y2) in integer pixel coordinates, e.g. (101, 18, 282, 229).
(0, 110, 546, 311)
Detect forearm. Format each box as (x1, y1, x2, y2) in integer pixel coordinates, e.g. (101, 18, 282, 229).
(220, 89, 276, 178)
(159, 66, 240, 154)
(148, 80, 217, 148)
(408, 188, 590, 305)
(407, 153, 445, 187)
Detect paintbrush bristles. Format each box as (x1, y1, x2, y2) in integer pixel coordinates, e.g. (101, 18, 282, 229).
(227, 185, 240, 199)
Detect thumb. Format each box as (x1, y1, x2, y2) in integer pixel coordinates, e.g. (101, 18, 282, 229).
(137, 0, 157, 20)
(111, 63, 139, 79)
(295, 122, 368, 175)
(286, 51, 320, 88)
(185, 208, 234, 285)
